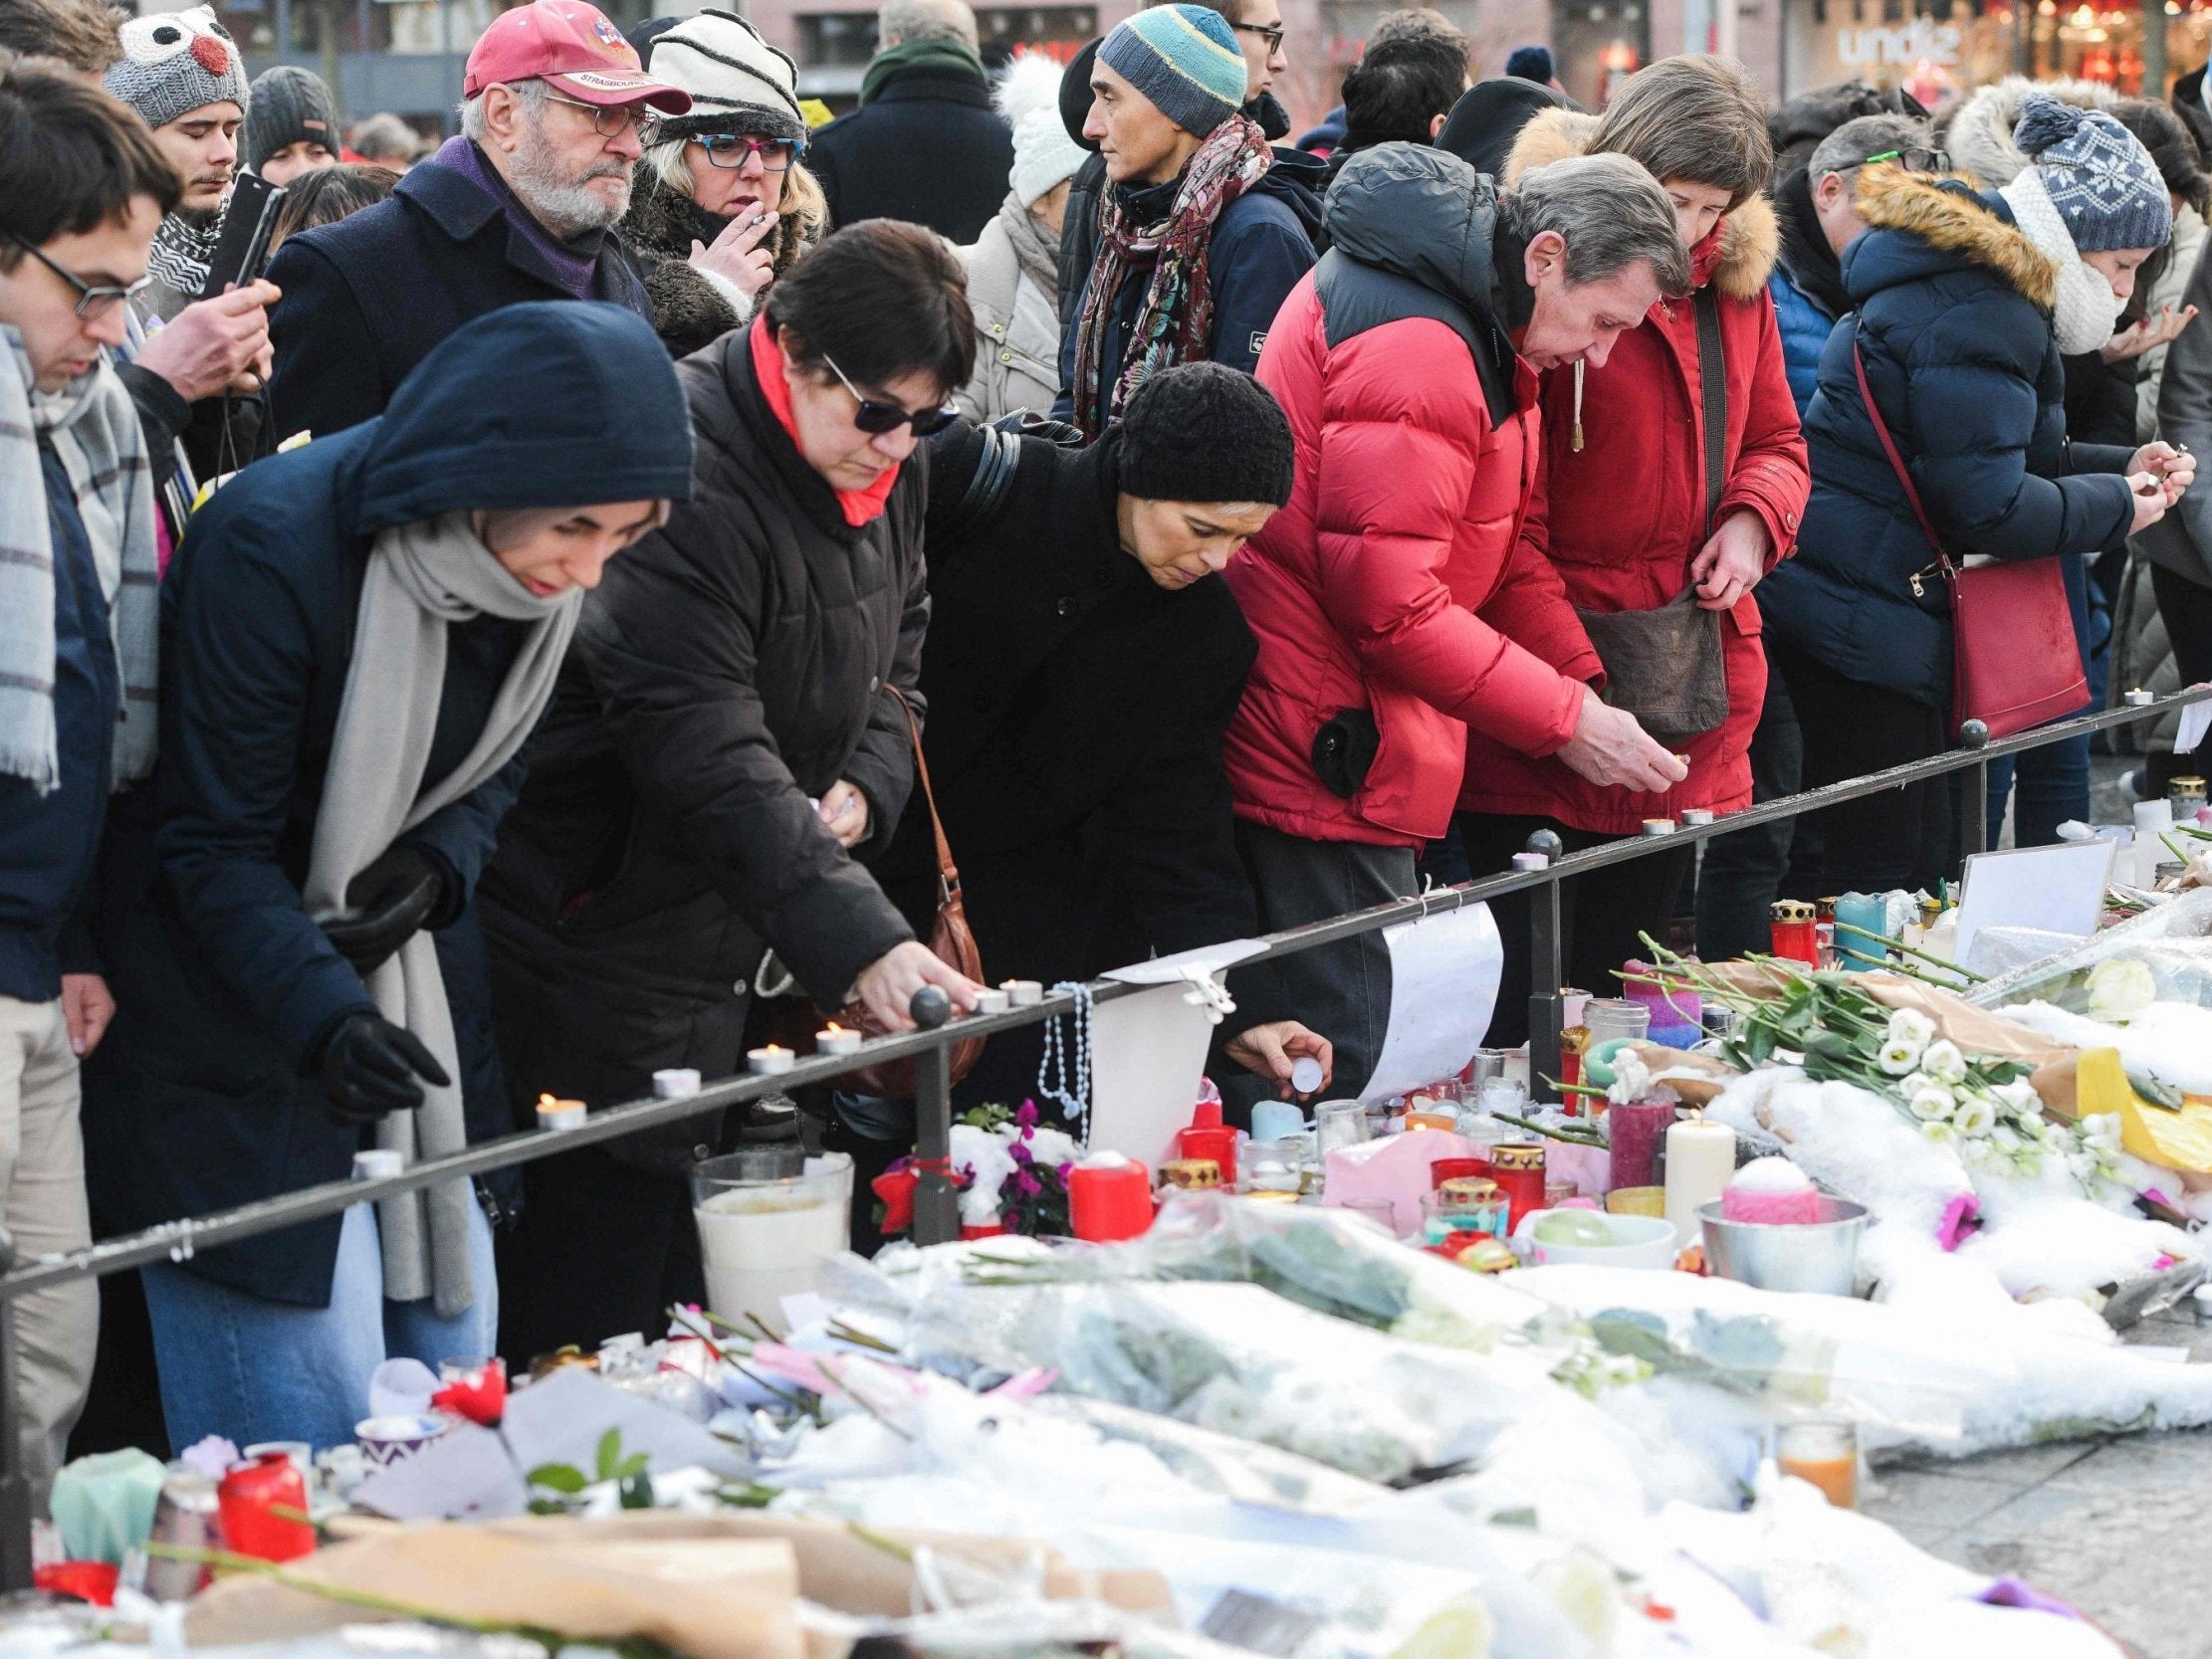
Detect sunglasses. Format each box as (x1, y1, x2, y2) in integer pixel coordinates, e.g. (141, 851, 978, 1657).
(7, 236, 150, 319)
(697, 133, 804, 172)
(1231, 19, 1286, 51)
(544, 91, 663, 143)
(821, 351, 958, 436)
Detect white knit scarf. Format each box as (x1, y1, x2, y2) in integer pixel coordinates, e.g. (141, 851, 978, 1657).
(303, 511, 583, 1317)
(2001, 169, 2129, 355)
(0, 329, 161, 794)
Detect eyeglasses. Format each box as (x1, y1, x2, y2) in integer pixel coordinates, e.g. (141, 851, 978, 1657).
(1841, 146, 1949, 174)
(7, 236, 150, 319)
(697, 133, 804, 172)
(544, 91, 662, 144)
(821, 351, 958, 436)
(1231, 19, 1286, 52)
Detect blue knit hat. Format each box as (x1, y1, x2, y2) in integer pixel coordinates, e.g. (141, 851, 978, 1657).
(2013, 92, 2173, 254)
(1098, 5, 1247, 138)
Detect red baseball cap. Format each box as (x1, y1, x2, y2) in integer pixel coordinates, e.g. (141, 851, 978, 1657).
(464, 0, 692, 113)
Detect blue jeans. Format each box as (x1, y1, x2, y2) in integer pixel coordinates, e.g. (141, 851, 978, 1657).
(141, 1197, 498, 1451)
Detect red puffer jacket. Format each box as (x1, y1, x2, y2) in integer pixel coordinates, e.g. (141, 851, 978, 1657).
(1461, 108, 1811, 836)
(1224, 146, 1600, 850)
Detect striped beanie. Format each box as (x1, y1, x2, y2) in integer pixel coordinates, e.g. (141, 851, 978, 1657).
(1098, 5, 1246, 138)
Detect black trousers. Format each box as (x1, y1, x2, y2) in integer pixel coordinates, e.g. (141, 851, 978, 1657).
(1770, 638, 1952, 899)
(1693, 671, 1805, 961)
(1455, 813, 1692, 1048)
(2150, 562, 2212, 795)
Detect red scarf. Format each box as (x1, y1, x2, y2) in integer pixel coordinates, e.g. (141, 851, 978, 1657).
(751, 315, 901, 527)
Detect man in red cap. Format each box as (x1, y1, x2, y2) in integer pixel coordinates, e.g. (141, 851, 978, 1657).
(264, 0, 690, 446)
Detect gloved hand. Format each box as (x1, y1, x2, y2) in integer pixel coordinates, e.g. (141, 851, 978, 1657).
(319, 1010, 450, 1125)
(322, 846, 447, 976)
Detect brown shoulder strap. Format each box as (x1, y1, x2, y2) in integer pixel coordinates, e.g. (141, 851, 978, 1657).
(887, 686, 961, 902)
(1693, 287, 1728, 533)
(1852, 335, 1952, 572)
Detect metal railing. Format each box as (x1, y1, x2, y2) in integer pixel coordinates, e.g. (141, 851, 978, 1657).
(1, 686, 2203, 1583)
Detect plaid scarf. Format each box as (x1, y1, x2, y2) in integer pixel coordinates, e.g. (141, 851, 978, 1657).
(0, 330, 160, 794)
(1070, 115, 1272, 440)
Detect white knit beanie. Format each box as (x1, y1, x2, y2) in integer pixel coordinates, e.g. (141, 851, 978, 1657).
(1010, 106, 1085, 207)
(648, 7, 805, 143)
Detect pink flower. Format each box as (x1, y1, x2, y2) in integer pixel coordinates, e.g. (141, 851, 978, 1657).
(1015, 1100, 1039, 1130)
(1013, 1169, 1042, 1198)
(1936, 1193, 1980, 1253)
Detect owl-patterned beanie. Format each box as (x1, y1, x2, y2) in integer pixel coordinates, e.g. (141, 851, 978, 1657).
(105, 6, 250, 131)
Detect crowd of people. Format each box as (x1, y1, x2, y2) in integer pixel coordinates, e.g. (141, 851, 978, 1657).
(2, 0, 2208, 1489)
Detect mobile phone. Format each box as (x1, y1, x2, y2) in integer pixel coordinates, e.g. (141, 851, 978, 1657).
(198, 172, 287, 301)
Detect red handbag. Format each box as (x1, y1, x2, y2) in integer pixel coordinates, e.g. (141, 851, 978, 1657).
(1853, 340, 2089, 741)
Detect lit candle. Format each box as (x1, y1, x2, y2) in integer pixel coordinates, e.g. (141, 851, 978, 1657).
(1662, 1113, 1736, 1245)
(1002, 979, 1043, 1007)
(972, 987, 1010, 1015)
(747, 1044, 794, 1075)
(536, 1093, 586, 1133)
(814, 1023, 861, 1057)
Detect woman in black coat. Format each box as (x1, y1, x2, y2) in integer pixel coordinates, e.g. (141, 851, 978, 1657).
(85, 303, 692, 1451)
(483, 223, 985, 1360)
(1757, 112, 2188, 897)
(857, 365, 1330, 1154)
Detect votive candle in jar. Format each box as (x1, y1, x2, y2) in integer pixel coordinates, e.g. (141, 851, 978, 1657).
(1487, 1141, 1547, 1228)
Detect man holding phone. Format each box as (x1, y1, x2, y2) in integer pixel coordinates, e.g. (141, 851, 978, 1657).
(103, 6, 276, 502)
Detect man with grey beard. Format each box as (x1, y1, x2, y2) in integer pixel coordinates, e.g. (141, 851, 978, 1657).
(264, 0, 691, 445)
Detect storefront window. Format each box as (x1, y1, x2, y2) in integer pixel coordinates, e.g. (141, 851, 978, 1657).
(1556, 0, 1646, 105)
(1785, 2, 2015, 106)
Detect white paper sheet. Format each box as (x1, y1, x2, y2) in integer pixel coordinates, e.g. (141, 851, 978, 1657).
(1362, 902, 1503, 1102)
(1083, 942, 1268, 1169)
(2176, 689, 2212, 759)
(1953, 839, 2116, 968)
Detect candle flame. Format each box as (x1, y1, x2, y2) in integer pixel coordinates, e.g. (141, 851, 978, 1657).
(537, 1093, 556, 1110)
(824, 1023, 844, 1036)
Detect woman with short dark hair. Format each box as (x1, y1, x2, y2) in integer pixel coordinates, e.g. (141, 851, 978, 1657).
(482, 220, 985, 1359)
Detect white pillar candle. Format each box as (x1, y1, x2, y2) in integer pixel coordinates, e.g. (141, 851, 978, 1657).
(1663, 1114, 1737, 1247)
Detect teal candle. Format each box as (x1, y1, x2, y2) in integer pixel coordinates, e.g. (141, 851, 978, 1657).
(1250, 1101, 1306, 1144)
(1834, 892, 1890, 971)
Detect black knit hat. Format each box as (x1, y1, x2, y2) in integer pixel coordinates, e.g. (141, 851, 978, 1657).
(243, 65, 336, 174)
(1119, 363, 1294, 507)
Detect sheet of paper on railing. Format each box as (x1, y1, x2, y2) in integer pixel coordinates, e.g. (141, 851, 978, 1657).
(2176, 686, 2212, 757)
(1954, 840, 2114, 969)
(1363, 902, 1502, 1102)
(1091, 941, 1266, 1168)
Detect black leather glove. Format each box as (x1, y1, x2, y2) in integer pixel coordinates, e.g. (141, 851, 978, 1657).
(322, 845, 447, 976)
(319, 1010, 450, 1125)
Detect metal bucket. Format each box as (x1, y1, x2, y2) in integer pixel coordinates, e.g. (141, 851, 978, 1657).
(1699, 1197, 1868, 1296)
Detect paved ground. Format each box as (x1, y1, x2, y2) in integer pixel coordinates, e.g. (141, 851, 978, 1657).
(1863, 1300, 2212, 1659)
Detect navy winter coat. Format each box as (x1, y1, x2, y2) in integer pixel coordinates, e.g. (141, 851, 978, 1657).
(1758, 171, 2135, 709)
(1053, 160, 1321, 431)
(264, 144, 652, 447)
(1767, 161, 1849, 417)
(84, 304, 691, 1305)
(807, 60, 1011, 243)
(0, 446, 115, 1004)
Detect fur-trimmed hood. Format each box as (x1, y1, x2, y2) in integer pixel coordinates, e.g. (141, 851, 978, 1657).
(1501, 104, 1780, 301)
(1943, 75, 2116, 189)
(1846, 165, 2057, 310)
(621, 158, 826, 274)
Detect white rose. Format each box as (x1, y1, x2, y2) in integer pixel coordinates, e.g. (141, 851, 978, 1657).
(1919, 1039, 1968, 1086)
(1885, 1008, 1936, 1057)
(1877, 1039, 1921, 1077)
(1950, 1096, 1997, 1137)
(1907, 1083, 1955, 1122)
(1922, 1120, 1958, 1144)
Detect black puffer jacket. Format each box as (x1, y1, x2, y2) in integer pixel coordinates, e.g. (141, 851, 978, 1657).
(480, 316, 927, 1169)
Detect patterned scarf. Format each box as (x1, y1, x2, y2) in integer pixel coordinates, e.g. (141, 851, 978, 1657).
(1070, 115, 1272, 440)
(144, 208, 221, 304)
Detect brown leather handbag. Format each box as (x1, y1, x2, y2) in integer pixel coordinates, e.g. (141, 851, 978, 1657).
(816, 689, 985, 1097)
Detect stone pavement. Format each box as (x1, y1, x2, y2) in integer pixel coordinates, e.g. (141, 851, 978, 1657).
(1862, 1302, 2212, 1659)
